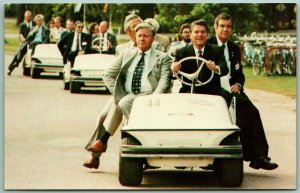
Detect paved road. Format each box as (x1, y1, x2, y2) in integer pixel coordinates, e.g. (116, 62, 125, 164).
(4, 54, 296, 190)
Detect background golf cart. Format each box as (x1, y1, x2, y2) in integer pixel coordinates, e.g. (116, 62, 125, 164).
(63, 53, 116, 93)
(23, 44, 64, 78)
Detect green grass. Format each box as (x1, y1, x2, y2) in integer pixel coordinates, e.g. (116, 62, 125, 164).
(4, 37, 20, 54)
(243, 66, 296, 98)
(5, 18, 18, 34)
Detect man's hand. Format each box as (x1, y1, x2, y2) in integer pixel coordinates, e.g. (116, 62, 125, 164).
(171, 62, 181, 73)
(107, 41, 112, 48)
(205, 60, 219, 73)
(231, 84, 241, 93)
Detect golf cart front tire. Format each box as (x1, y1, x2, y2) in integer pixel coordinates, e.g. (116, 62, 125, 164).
(119, 137, 143, 186)
(70, 81, 81, 93)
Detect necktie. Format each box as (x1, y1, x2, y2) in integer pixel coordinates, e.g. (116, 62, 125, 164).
(101, 33, 104, 49)
(221, 44, 226, 51)
(131, 53, 145, 95)
(76, 34, 80, 51)
(197, 50, 203, 67)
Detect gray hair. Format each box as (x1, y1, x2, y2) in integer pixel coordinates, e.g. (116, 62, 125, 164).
(24, 10, 32, 17)
(34, 14, 44, 21)
(135, 22, 156, 37)
(123, 13, 142, 31)
(144, 18, 160, 33)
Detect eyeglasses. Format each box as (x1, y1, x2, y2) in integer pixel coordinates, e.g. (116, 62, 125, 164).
(77, 26, 83, 28)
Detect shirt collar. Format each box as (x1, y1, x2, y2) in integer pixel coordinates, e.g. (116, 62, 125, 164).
(216, 36, 227, 47)
(193, 45, 205, 56)
(137, 47, 151, 56)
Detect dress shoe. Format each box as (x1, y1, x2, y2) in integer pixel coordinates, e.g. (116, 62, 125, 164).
(249, 156, 278, 170)
(83, 157, 99, 169)
(7, 71, 11, 76)
(87, 140, 107, 153)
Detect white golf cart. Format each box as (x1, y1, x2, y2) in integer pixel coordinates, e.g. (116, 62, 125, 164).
(23, 44, 64, 78)
(119, 57, 243, 187)
(63, 53, 116, 93)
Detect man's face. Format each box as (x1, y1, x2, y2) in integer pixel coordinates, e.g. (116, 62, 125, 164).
(54, 18, 61, 29)
(36, 18, 43, 26)
(190, 24, 208, 48)
(66, 21, 74, 31)
(136, 28, 154, 52)
(25, 14, 32, 22)
(76, 24, 84, 33)
(126, 18, 142, 42)
(214, 19, 232, 43)
(99, 22, 108, 33)
(181, 27, 191, 43)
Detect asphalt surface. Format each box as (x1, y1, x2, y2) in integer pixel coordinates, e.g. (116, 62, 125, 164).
(4, 54, 296, 190)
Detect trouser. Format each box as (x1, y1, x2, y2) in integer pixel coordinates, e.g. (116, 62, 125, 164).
(85, 97, 122, 157)
(8, 44, 28, 71)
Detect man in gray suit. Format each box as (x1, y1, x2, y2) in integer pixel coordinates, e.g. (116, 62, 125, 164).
(83, 22, 172, 169)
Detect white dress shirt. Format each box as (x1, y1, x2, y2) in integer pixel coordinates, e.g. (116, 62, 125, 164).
(216, 36, 231, 77)
(71, 32, 82, 52)
(125, 48, 153, 93)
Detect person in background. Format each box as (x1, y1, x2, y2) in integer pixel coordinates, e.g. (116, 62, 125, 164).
(57, 20, 91, 67)
(91, 21, 117, 54)
(144, 18, 171, 52)
(47, 20, 54, 30)
(88, 22, 99, 36)
(7, 10, 35, 75)
(168, 23, 191, 57)
(49, 16, 66, 43)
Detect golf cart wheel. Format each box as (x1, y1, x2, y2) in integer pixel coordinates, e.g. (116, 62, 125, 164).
(70, 81, 81, 93)
(64, 82, 70, 90)
(31, 68, 40, 79)
(23, 67, 31, 76)
(217, 158, 243, 187)
(119, 136, 143, 186)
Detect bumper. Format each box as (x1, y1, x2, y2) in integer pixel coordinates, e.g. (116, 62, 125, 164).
(121, 144, 242, 158)
(33, 63, 64, 73)
(71, 76, 106, 87)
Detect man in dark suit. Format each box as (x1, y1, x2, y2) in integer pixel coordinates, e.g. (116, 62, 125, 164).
(58, 21, 91, 67)
(207, 13, 245, 96)
(91, 21, 117, 55)
(172, 19, 278, 170)
(7, 10, 36, 75)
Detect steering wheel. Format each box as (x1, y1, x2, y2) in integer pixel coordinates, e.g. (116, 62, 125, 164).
(174, 56, 214, 91)
(92, 37, 108, 52)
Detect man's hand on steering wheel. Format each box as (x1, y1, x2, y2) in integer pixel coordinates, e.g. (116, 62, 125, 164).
(205, 60, 220, 74)
(171, 62, 181, 73)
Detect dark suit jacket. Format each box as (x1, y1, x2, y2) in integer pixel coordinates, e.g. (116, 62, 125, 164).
(19, 21, 35, 40)
(207, 36, 245, 89)
(175, 44, 228, 94)
(26, 25, 50, 44)
(91, 32, 117, 54)
(58, 32, 92, 64)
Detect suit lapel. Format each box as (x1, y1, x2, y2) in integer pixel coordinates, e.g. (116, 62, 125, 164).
(146, 48, 159, 75)
(121, 49, 138, 69)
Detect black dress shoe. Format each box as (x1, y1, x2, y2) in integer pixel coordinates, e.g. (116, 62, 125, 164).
(7, 71, 11, 76)
(249, 156, 278, 170)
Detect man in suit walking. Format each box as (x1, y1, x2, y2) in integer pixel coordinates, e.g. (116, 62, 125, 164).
(7, 10, 36, 75)
(83, 22, 172, 169)
(58, 21, 91, 67)
(172, 19, 278, 170)
(91, 21, 117, 54)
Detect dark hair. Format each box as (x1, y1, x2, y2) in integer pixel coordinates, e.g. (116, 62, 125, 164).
(214, 13, 232, 27)
(190, 20, 209, 33)
(88, 22, 98, 34)
(179, 23, 191, 34)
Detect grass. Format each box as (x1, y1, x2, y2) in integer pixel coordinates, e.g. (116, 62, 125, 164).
(4, 18, 18, 34)
(4, 38, 20, 54)
(243, 66, 296, 98)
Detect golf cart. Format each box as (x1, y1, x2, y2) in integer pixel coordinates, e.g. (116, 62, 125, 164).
(63, 53, 116, 93)
(119, 56, 243, 187)
(23, 44, 64, 78)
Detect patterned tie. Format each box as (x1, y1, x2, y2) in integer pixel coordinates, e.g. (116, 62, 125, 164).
(131, 53, 145, 95)
(197, 50, 203, 67)
(76, 34, 80, 51)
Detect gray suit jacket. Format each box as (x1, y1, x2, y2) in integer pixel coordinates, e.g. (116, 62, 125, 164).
(104, 47, 172, 103)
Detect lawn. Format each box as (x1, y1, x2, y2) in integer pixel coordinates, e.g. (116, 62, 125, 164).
(243, 66, 296, 98)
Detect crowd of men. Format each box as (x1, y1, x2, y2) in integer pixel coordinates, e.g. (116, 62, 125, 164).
(8, 10, 278, 173)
